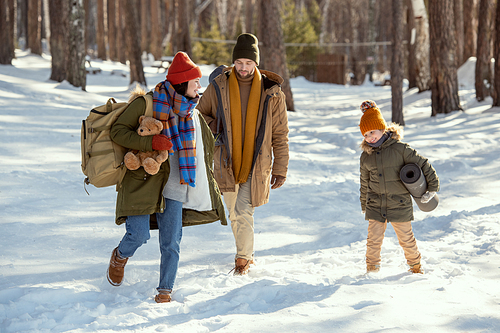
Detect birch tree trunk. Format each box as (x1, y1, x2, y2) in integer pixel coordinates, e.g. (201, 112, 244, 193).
(67, 0, 86, 90)
(410, 0, 430, 92)
(259, 0, 294, 111)
(391, 0, 404, 125)
(429, 0, 461, 116)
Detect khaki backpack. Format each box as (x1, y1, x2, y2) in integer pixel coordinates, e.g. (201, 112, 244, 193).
(81, 93, 153, 190)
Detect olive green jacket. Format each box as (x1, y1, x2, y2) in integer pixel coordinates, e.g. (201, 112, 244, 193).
(110, 93, 227, 227)
(359, 125, 439, 223)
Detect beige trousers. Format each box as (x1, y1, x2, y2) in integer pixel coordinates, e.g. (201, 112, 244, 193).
(366, 219, 421, 266)
(223, 177, 255, 261)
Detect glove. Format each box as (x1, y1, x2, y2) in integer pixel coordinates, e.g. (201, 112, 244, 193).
(152, 134, 173, 151)
(421, 191, 436, 204)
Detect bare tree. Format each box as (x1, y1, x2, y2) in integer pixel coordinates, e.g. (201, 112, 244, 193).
(475, 0, 493, 101)
(48, 0, 69, 81)
(96, 0, 106, 59)
(391, 0, 404, 125)
(454, 0, 465, 67)
(463, 0, 477, 60)
(124, 0, 146, 87)
(259, 0, 294, 111)
(108, 0, 118, 61)
(493, 0, 500, 106)
(175, 0, 191, 54)
(0, 0, 15, 64)
(406, 1, 417, 90)
(116, 0, 126, 64)
(67, 0, 86, 90)
(27, 0, 42, 54)
(150, 0, 161, 59)
(410, 0, 430, 92)
(429, 0, 461, 116)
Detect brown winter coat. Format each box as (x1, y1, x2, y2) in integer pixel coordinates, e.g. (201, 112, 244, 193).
(359, 124, 440, 223)
(197, 67, 289, 207)
(110, 92, 227, 227)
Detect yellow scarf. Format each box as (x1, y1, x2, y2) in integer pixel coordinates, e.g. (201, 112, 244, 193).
(229, 67, 262, 184)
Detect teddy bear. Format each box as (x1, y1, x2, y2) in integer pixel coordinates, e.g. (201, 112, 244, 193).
(123, 116, 170, 175)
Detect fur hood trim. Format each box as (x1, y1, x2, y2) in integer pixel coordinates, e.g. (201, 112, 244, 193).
(360, 123, 404, 154)
(128, 84, 147, 103)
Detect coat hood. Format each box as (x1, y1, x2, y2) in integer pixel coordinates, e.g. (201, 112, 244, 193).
(360, 123, 404, 154)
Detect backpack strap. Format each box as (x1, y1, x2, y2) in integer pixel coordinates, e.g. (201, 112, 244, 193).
(143, 93, 153, 117)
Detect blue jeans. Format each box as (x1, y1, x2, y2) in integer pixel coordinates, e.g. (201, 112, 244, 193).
(117, 198, 183, 291)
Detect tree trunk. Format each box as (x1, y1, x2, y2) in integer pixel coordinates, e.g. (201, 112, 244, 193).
(475, 0, 492, 101)
(406, 0, 417, 90)
(410, 0, 431, 92)
(493, 0, 500, 106)
(150, 0, 161, 59)
(454, 0, 465, 67)
(116, 0, 126, 64)
(48, 0, 69, 81)
(27, 0, 42, 55)
(108, 0, 117, 61)
(96, 0, 106, 59)
(391, 0, 404, 125)
(258, 0, 294, 111)
(463, 0, 477, 60)
(0, 0, 15, 64)
(67, 0, 86, 90)
(124, 0, 146, 87)
(429, 0, 461, 116)
(244, 0, 254, 33)
(176, 0, 191, 54)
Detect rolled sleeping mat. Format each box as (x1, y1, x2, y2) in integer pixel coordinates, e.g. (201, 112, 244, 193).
(400, 163, 439, 212)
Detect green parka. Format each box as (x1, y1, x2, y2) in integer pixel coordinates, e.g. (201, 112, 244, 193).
(359, 125, 439, 223)
(110, 92, 227, 227)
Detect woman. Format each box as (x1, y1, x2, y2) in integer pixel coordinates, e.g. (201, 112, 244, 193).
(106, 52, 226, 303)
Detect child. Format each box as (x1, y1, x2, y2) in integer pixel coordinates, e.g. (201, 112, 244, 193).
(358, 100, 439, 274)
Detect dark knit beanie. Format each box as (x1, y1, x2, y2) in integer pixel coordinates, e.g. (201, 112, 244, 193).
(166, 51, 202, 85)
(232, 33, 260, 66)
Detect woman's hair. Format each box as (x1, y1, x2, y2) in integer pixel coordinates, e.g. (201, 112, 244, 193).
(173, 81, 189, 98)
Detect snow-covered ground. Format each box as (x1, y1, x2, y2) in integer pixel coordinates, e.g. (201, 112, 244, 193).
(1, 51, 499, 332)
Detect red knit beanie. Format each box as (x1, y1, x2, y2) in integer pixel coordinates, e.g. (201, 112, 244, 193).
(166, 52, 202, 85)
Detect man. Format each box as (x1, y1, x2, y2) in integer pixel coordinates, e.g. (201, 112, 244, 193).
(197, 33, 289, 275)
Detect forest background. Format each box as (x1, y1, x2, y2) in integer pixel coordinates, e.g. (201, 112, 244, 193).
(1, 0, 500, 117)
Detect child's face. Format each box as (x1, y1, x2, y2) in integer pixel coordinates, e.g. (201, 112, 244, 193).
(364, 129, 385, 144)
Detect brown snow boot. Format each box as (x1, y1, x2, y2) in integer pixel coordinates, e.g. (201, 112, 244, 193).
(107, 247, 128, 286)
(230, 258, 253, 276)
(155, 289, 172, 303)
(409, 263, 424, 274)
(366, 264, 380, 273)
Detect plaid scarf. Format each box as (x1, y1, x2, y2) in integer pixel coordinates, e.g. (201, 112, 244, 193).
(153, 80, 198, 187)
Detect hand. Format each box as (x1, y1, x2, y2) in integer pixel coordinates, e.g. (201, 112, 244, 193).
(421, 191, 436, 203)
(152, 134, 173, 151)
(362, 210, 366, 214)
(271, 175, 286, 189)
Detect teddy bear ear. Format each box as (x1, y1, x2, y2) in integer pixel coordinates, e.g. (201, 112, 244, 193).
(155, 120, 163, 132)
(139, 115, 145, 123)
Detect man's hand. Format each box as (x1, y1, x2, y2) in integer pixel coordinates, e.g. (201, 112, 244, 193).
(271, 175, 286, 189)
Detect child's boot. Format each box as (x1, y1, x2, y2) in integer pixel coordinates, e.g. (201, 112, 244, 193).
(366, 264, 380, 273)
(409, 263, 424, 274)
